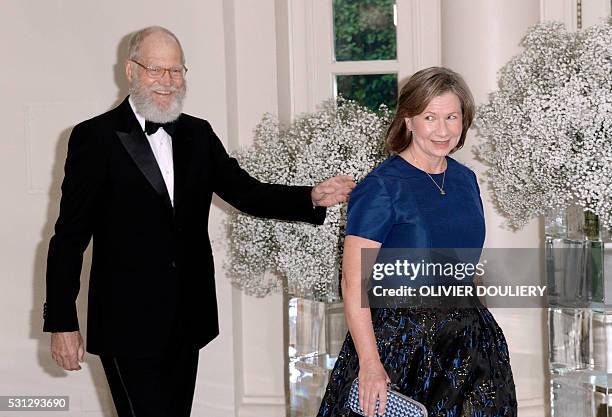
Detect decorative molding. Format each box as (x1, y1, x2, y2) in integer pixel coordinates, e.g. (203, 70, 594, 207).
(411, 0, 423, 72)
(222, 0, 240, 150)
(311, 0, 335, 110)
(232, 289, 245, 411)
(275, 0, 293, 124)
(331, 60, 399, 75)
(239, 405, 285, 417)
(581, 0, 612, 29)
(540, 0, 578, 30)
(282, 0, 319, 116)
(238, 395, 286, 417)
(233, 288, 288, 415)
(192, 380, 236, 414)
(398, 0, 443, 81)
(241, 395, 285, 405)
(518, 397, 548, 417)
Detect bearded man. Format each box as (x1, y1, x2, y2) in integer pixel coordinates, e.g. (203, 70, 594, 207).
(43, 26, 353, 417)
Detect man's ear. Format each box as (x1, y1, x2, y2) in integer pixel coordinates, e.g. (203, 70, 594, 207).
(125, 60, 133, 83)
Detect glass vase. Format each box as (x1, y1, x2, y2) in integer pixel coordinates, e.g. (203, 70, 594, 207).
(546, 205, 612, 417)
(287, 269, 347, 417)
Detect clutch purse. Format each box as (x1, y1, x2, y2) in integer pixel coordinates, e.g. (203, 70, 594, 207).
(347, 378, 428, 417)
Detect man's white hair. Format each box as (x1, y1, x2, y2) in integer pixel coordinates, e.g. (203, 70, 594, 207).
(127, 26, 185, 64)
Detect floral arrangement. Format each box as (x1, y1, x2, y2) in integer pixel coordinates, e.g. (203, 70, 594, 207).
(475, 20, 612, 228)
(224, 98, 390, 298)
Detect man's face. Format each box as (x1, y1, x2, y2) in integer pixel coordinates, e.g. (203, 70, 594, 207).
(126, 33, 186, 123)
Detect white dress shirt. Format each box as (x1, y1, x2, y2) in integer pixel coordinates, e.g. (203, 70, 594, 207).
(129, 98, 175, 206)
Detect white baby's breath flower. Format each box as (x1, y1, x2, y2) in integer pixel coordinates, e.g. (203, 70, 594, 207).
(225, 98, 390, 297)
(475, 20, 612, 228)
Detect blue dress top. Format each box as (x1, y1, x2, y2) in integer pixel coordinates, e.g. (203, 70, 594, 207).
(346, 155, 485, 250)
(317, 156, 517, 417)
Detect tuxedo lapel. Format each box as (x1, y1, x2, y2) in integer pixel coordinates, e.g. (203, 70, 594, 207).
(114, 98, 173, 210)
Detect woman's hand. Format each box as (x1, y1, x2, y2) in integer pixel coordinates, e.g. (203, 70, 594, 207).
(358, 358, 391, 417)
(342, 235, 388, 416)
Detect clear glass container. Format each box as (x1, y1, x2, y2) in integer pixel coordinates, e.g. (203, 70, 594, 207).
(287, 283, 347, 417)
(546, 205, 612, 417)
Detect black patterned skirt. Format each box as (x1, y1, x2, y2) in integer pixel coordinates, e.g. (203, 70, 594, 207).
(317, 304, 517, 417)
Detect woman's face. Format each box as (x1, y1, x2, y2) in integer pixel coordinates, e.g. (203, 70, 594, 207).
(405, 92, 463, 160)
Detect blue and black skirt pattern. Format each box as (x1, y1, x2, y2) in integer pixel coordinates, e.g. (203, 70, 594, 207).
(317, 306, 517, 417)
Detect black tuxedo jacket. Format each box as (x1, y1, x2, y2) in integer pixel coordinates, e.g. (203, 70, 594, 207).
(43, 97, 326, 356)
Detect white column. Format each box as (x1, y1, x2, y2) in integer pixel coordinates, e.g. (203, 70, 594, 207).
(440, 1, 547, 417)
(224, 1, 288, 416)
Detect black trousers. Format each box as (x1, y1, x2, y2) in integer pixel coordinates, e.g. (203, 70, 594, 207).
(100, 341, 199, 417)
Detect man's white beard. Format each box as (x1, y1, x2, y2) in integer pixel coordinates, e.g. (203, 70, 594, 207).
(129, 74, 187, 123)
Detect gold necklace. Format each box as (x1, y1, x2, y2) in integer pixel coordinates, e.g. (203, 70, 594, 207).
(408, 150, 447, 195)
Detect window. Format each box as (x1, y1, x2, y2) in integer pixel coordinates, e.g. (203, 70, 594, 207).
(333, 0, 397, 61)
(332, 0, 398, 112)
(280, 0, 441, 119)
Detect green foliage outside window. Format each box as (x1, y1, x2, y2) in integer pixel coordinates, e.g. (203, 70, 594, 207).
(336, 74, 397, 113)
(333, 0, 398, 113)
(333, 0, 396, 61)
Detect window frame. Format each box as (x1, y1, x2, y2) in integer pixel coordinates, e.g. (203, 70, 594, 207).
(279, 0, 442, 120)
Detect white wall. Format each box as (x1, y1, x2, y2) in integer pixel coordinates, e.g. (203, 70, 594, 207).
(223, 2, 289, 416)
(0, 1, 236, 416)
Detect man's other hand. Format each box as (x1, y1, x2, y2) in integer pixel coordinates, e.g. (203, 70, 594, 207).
(311, 175, 356, 207)
(51, 331, 85, 371)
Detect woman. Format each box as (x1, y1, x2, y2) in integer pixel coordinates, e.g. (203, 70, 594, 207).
(317, 67, 517, 417)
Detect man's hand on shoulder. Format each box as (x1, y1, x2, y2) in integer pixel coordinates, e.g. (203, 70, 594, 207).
(311, 175, 356, 207)
(51, 331, 85, 371)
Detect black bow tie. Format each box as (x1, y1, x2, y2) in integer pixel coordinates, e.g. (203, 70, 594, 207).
(144, 120, 177, 136)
